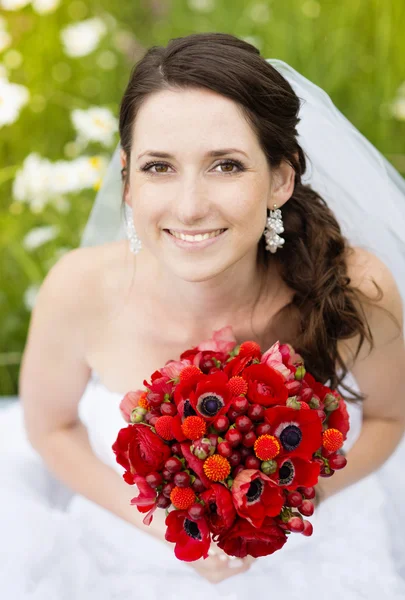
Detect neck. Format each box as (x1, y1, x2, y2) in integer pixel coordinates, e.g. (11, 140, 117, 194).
(134, 248, 280, 345)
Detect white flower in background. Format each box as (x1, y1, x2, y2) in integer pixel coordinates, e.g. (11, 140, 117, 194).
(73, 155, 108, 189)
(24, 284, 40, 311)
(0, 78, 29, 127)
(0, 0, 30, 10)
(32, 0, 60, 14)
(71, 106, 118, 147)
(0, 31, 11, 53)
(0, 65, 8, 79)
(60, 18, 107, 58)
(391, 98, 405, 121)
(13, 154, 53, 210)
(187, 0, 215, 12)
(13, 153, 108, 211)
(23, 225, 59, 251)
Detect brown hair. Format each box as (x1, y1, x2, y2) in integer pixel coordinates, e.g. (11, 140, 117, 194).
(118, 32, 383, 401)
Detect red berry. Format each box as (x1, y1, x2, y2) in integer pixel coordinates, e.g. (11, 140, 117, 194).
(188, 503, 205, 520)
(302, 519, 313, 536)
(316, 409, 326, 422)
(164, 457, 183, 473)
(247, 404, 265, 421)
(298, 486, 315, 500)
(192, 478, 206, 493)
(232, 397, 249, 413)
(287, 516, 305, 533)
(299, 388, 313, 403)
(320, 467, 335, 478)
(239, 446, 253, 460)
(328, 454, 347, 470)
(255, 423, 271, 436)
(235, 415, 253, 433)
(171, 443, 183, 457)
(207, 433, 219, 447)
(145, 472, 163, 489)
(148, 394, 163, 408)
(242, 431, 257, 447)
(286, 491, 303, 508)
(156, 493, 171, 508)
(300, 499, 314, 516)
(162, 482, 175, 498)
(285, 381, 301, 395)
(217, 440, 233, 458)
(149, 415, 159, 427)
(145, 409, 160, 423)
(225, 429, 243, 447)
(228, 408, 240, 423)
(228, 450, 242, 467)
(160, 402, 177, 417)
(174, 471, 191, 487)
(232, 464, 245, 478)
(212, 415, 229, 432)
(245, 455, 261, 469)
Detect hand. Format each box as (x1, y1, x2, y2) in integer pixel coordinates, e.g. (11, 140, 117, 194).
(188, 546, 256, 584)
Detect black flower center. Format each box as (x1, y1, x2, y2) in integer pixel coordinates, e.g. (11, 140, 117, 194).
(246, 478, 264, 503)
(278, 460, 295, 486)
(280, 425, 302, 451)
(197, 393, 224, 417)
(209, 502, 217, 514)
(184, 399, 197, 418)
(184, 518, 202, 540)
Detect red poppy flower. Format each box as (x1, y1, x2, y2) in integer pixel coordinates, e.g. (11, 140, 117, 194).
(200, 483, 236, 535)
(215, 516, 287, 558)
(231, 469, 284, 528)
(112, 424, 171, 479)
(223, 354, 254, 378)
(242, 364, 289, 407)
(264, 405, 323, 460)
(274, 456, 321, 490)
(165, 510, 211, 561)
(189, 371, 233, 422)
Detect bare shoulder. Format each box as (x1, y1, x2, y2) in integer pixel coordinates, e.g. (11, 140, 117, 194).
(340, 246, 404, 365)
(346, 246, 403, 322)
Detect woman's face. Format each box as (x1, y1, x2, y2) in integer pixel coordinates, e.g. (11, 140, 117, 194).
(124, 87, 293, 283)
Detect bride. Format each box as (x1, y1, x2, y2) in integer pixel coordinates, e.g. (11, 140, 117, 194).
(1, 32, 405, 599)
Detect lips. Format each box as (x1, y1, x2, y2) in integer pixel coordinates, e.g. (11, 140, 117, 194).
(168, 229, 226, 242)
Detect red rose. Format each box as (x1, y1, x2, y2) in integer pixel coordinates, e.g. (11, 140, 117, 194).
(242, 363, 288, 407)
(223, 355, 254, 378)
(165, 510, 211, 562)
(215, 516, 287, 558)
(112, 424, 171, 479)
(264, 405, 323, 460)
(200, 483, 236, 535)
(231, 469, 285, 528)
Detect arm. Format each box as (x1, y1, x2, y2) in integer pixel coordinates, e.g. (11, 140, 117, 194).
(318, 248, 405, 503)
(20, 248, 170, 546)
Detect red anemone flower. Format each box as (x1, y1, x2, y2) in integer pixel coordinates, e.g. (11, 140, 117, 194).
(231, 469, 284, 528)
(200, 483, 236, 535)
(215, 516, 287, 558)
(264, 405, 323, 460)
(165, 510, 211, 562)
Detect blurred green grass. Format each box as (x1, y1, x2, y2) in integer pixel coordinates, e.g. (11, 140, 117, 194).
(0, 0, 404, 395)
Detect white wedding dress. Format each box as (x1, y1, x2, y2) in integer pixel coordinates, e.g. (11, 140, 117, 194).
(0, 369, 404, 600)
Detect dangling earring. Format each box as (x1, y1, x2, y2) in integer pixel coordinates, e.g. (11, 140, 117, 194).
(263, 204, 285, 254)
(124, 203, 142, 255)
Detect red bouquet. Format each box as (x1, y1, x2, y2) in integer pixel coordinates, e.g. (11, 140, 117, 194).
(112, 327, 349, 562)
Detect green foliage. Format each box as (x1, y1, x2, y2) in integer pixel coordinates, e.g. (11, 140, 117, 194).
(0, 0, 404, 395)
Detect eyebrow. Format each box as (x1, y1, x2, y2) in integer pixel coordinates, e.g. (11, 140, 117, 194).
(136, 148, 249, 160)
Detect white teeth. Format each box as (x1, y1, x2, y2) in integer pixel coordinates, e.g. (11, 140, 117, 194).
(169, 229, 224, 242)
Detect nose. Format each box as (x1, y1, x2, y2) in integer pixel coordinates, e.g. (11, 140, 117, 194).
(174, 174, 210, 225)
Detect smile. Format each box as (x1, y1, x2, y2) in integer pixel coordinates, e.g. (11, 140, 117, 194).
(168, 229, 226, 242)
(164, 228, 227, 250)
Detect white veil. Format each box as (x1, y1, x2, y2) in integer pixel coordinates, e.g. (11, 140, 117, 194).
(80, 58, 405, 578)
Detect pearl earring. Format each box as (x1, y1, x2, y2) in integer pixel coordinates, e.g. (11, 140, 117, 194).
(124, 203, 142, 255)
(263, 204, 285, 254)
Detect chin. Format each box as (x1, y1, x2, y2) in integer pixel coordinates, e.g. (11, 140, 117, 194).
(166, 259, 234, 284)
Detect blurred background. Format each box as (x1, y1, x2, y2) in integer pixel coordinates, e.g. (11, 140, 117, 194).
(0, 0, 404, 397)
